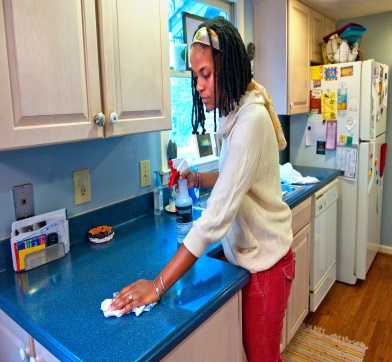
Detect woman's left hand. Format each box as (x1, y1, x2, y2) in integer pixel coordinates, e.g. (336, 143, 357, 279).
(110, 279, 159, 314)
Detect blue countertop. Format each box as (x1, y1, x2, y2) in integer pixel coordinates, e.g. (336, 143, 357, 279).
(0, 166, 339, 361)
(0, 214, 248, 361)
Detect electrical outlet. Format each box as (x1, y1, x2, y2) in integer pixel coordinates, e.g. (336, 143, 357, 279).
(13, 183, 34, 220)
(139, 160, 151, 187)
(73, 169, 91, 205)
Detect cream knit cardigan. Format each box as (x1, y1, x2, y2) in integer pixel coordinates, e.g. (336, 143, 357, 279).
(183, 82, 293, 272)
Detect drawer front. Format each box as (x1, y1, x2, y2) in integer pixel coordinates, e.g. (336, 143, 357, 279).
(292, 198, 311, 236)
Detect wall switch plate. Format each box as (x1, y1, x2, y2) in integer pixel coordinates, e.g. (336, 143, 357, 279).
(13, 183, 34, 220)
(139, 160, 151, 187)
(73, 169, 91, 205)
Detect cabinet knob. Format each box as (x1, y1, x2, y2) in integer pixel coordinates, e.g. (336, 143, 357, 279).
(110, 112, 119, 123)
(19, 347, 27, 361)
(94, 112, 106, 127)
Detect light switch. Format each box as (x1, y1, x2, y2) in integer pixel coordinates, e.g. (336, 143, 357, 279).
(13, 183, 34, 220)
(139, 160, 151, 187)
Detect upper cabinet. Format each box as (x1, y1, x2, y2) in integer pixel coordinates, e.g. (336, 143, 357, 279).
(0, 0, 170, 151)
(254, 0, 336, 115)
(288, 0, 311, 114)
(0, 0, 103, 150)
(98, 0, 170, 137)
(310, 11, 336, 64)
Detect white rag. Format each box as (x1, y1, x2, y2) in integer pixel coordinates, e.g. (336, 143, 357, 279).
(280, 163, 319, 184)
(100, 293, 157, 317)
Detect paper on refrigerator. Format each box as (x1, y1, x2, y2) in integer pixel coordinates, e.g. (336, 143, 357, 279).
(336, 147, 358, 178)
(305, 114, 326, 147)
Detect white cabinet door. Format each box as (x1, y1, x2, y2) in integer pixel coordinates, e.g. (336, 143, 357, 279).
(0, 309, 31, 362)
(0, 0, 103, 151)
(98, 0, 171, 137)
(288, 0, 310, 114)
(286, 223, 310, 344)
(162, 292, 245, 362)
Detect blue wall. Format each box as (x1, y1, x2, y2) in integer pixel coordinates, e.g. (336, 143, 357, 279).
(338, 12, 392, 246)
(0, 133, 161, 240)
(0, 0, 255, 243)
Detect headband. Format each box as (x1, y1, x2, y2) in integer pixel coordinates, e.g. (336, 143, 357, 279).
(191, 27, 220, 50)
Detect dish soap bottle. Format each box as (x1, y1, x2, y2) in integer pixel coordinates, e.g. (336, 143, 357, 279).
(153, 171, 164, 215)
(175, 178, 193, 245)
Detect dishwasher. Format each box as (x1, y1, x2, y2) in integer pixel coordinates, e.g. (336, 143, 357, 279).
(309, 180, 339, 312)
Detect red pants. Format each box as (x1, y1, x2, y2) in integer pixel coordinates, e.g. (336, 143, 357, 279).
(242, 249, 295, 362)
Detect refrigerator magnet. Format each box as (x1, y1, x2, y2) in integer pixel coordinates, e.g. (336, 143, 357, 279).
(326, 121, 337, 150)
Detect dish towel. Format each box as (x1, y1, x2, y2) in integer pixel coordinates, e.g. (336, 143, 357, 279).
(101, 293, 157, 317)
(280, 163, 319, 184)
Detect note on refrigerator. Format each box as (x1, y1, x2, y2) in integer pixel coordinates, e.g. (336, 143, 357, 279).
(306, 114, 326, 146)
(322, 90, 337, 121)
(337, 147, 358, 178)
(326, 121, 337, 150)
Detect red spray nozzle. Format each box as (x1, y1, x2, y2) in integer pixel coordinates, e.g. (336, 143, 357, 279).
(168, 160, 180, 188)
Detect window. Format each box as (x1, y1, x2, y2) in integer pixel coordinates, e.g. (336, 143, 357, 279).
(167, 0, 233, 168)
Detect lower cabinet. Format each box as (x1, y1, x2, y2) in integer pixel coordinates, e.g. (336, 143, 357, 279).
(0, 309, 31, 362)
(281, 198, 311, 349)
(286, 223, 310, 343)
(0, 309, 58, 362)
(162, 291, 245, 362)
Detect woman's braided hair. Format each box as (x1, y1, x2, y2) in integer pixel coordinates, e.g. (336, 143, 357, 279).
(191, 16, 252, 134)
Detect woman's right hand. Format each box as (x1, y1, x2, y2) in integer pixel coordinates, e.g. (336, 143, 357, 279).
(181, 170, 199, 188)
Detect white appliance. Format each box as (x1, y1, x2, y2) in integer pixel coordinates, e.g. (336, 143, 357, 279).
(310, 180, 338, 311)
(291, 60, 389, 284)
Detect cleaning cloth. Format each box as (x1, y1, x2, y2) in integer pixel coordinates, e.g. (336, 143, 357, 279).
(280, 163, 319, 184)
(100, 293, 157, 317)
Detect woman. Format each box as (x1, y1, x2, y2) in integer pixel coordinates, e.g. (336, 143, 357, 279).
(111, 17, 294, 362)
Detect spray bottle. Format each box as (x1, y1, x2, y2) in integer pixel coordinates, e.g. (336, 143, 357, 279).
(168, 160, 193, 245)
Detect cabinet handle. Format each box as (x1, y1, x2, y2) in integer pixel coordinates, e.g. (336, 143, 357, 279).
(110, 112, 119, 123)
(94, 112, 106, 127)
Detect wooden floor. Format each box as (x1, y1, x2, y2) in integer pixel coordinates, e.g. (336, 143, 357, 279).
(305, 253, 392, 361)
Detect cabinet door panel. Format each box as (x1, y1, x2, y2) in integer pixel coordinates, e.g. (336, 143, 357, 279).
(288, 0, 310, 114)
(310, 11, 324, 64)
(286, 224, 310, 343)
(99, 0, 171, 137)
(324, 17, 336, 39)
(0, 0, 102, 150)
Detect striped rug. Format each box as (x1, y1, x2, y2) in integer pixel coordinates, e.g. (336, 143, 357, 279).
(282, 324, 368, 362)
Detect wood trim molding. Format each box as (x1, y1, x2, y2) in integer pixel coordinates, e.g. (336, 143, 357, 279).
(379, 244, 392, 255)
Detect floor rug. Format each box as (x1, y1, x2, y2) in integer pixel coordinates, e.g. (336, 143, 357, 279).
(282, 324, 368, 362)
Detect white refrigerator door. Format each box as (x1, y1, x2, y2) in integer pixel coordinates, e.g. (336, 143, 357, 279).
(360, 60, 389, 141)
(356, 136, 384, 280)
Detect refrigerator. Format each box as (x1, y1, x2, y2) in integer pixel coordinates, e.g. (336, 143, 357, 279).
(290, 60, 389, 284)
